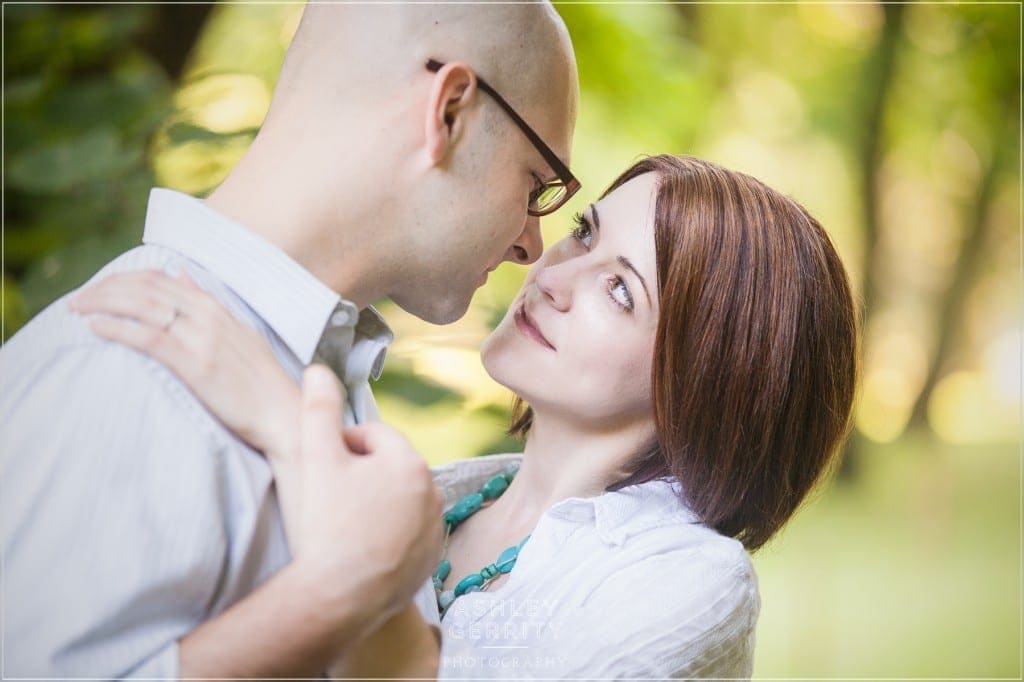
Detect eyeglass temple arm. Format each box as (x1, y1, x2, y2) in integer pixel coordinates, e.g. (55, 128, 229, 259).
(425, 59, 579, 192)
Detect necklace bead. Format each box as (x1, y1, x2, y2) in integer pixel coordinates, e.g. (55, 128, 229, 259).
(443, 492, 484, 527)
(480, 474, 509, 499)
(435, 464, 529, 617)
(454, 573, 485, 596)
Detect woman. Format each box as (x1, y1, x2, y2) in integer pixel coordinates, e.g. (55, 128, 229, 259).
(71, 155, 858, 678)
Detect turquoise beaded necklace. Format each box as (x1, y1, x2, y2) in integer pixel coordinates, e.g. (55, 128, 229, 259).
(434, 462, 530, 617)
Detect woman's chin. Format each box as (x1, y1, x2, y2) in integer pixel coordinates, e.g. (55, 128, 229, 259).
(480, 348, 513, 392)
(480, 334, 530, 396)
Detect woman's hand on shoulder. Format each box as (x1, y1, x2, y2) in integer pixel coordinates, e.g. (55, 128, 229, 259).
(70, 269, 301, 460)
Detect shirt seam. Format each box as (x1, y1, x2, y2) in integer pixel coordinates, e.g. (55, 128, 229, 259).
(19, 339, 232, 451)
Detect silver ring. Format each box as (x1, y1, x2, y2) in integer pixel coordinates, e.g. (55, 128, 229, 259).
(161, 306, 181, 332)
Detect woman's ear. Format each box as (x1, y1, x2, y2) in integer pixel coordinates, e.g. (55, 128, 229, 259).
(423, 62, 478, 165)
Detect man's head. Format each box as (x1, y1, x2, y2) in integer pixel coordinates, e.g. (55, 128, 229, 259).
(253, 2, 579, 324)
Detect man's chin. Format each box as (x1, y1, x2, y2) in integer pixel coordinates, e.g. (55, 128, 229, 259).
(390, 290, 473, 326)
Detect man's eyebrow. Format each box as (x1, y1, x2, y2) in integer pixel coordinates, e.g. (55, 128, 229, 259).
(591, 205, 652, 306)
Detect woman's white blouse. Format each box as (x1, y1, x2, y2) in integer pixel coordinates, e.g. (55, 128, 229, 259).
(429, 454, 760, 679)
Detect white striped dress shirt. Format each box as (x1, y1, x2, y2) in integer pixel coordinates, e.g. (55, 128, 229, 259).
(426, 454, 761, 679)
(0, 188, 400, 677)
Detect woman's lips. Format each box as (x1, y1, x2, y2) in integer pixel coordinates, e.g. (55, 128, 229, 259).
(514, 304, 555, 350)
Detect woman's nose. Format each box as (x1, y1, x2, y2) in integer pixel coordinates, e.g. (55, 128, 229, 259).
(535, 259, 573, 312)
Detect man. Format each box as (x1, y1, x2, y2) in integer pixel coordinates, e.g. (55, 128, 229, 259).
(1, 2, 579, 677)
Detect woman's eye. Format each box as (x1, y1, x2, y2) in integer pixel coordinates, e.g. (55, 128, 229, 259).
(608, 276, 634, 312)
(570, 211, 593, 248)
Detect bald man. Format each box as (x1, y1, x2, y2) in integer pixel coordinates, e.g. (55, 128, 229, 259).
(0, 2, 579, 678)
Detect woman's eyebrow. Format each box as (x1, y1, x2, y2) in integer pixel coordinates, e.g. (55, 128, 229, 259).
(591, 205, 652, 306)
(618, 256, 651, 305)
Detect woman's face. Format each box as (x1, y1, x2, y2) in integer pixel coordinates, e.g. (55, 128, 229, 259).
(481, 172, 661, 429)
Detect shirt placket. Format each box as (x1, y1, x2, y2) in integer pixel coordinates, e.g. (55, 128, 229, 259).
(312, 302, 360, 426)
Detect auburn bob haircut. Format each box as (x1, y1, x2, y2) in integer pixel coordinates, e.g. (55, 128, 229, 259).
(510, 155, 859, 552)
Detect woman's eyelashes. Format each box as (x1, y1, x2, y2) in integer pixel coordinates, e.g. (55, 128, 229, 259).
(570, 212, 635, 313)
(570, 211, 593, 247)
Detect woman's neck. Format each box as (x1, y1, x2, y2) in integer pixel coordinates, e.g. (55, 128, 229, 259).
(483, 410, 653, 530)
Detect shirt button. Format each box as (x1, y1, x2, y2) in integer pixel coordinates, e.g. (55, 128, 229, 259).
(330, 308, 353, 326)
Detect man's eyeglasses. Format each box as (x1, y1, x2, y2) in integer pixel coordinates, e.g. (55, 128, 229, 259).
(426, 59, 580, 217)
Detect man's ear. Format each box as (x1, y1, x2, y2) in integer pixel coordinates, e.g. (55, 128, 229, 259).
(423, 62, 478, 165)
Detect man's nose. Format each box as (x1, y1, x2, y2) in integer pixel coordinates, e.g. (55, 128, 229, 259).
(505, 214, 543, 265)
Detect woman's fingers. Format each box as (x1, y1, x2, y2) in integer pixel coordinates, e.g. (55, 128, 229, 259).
(88, 316, 192, 378)
(71, 269, 216, 329)
(78, 273, 219, 389)
(72, 267, 310, 475)
(171, 270, 226, 318)
(71, 279, 176, 329)
(73, 287, 202, 357)
(78, 270, 185, 303)
(71, 271, 238, 372)
(176, 270, 203, 291)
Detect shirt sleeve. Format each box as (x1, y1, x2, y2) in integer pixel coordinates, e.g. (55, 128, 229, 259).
(1, 344, 233, 678)
(437, 541, 760, 679)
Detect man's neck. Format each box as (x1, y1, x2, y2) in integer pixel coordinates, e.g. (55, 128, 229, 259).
(204, 139, 387, 310)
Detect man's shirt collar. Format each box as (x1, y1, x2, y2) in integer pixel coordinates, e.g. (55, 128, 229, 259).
(141, 188, 392, 370)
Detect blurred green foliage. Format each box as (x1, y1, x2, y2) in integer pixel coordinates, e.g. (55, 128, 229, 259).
(4, 5, 173, 329)
(2, 3, 1019, 677)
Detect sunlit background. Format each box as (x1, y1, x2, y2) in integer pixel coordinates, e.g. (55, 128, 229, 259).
(3, 2, 1020, 677)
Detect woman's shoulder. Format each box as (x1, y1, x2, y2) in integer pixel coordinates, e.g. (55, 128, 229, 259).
(543, 481, 759, 678)
(525, 475, 758, 606)
(577, 477, 760, 619)
(429, 453, 523, 507)
(594, 477, 749, 554)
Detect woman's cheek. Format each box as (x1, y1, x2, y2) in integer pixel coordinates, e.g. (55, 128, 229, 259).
(574, 322, 650, 396)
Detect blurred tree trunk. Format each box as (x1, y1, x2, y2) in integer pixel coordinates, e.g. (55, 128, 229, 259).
(906, 142, 1006, 430)
(672, 3, 700, 34)
(857, 4, 904, 315)
(838, 4, 906, 481)
(145, 4, 213, 80)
